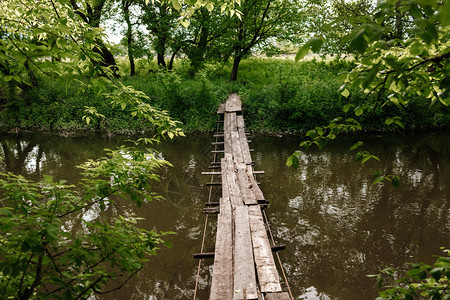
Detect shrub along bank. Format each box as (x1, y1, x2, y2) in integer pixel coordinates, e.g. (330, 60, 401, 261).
(0, 58, 448, 135)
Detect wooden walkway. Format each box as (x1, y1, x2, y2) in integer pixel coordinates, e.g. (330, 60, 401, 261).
(203, 94, 291, 300)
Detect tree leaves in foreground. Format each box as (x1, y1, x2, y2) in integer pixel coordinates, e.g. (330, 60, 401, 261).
(369, 248, 450, 300)
(0, 147, 174, 299)
(0, 0, 188, 298)
(290, 0, 449, 188)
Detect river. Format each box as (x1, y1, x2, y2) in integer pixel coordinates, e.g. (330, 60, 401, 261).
(0, 131, 449, 299)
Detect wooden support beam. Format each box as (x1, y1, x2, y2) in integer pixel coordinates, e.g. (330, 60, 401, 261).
(193, 252, 215, 259)
(212, 150, 224, 153)
(212, 142, 224, 145)
(201, 172, 221, 175)
(206, 182, 222, 186)
(264, 292, 291, 300)
(193, 245, 285, 260)
(216, 120, 224, 123)
(203, 208, 219, 214)
(271, 245, 286, 252)
(205, 202, 220, 206)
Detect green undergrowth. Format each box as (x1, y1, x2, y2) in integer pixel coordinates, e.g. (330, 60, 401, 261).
(0, 58, 448, 134)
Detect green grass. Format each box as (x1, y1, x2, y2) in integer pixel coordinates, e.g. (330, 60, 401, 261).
(1, 57, 448, 134)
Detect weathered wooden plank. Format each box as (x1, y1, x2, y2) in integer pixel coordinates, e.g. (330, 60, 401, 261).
(210, 196, 233, 299)
(247, 205, 282, 293)
(224, 115, 233, 155)
(229, 112, 237, 133)
(231, 131, 244, 163)
(239, 128, 253, 165)
(221, 155, 232, 200)
(236, 114, 244, 128)
(264, 292, 291, 300)
(246, 165, 265, 201)
(236, 162, 257, 205)
(227, 166, 243, 207)
(217, 103, 225, 114)
(233, 206, 258, 299)
(225, 93, 242, 112)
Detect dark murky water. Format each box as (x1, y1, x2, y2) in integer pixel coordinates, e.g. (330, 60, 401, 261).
(1, 131, 449, 299)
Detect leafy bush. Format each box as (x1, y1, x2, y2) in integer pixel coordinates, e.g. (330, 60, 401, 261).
(1, 58, 448, 134)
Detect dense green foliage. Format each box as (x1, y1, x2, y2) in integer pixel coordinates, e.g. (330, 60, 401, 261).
(370, 248, 450, 300)
(0, 145, 174, 299)
(1, 58, 448, 134)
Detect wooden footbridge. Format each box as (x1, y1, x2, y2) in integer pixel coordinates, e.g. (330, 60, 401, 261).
(193, 94, 292, 300)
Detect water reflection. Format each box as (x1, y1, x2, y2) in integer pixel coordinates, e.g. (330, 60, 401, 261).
(0, 131, 449, 299)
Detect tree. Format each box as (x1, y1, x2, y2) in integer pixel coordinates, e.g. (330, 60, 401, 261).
(69, 0, 119, 74)
(0, 0, 186, 298)
(141, 1, 183, 70)
(0, 146, 173, 299)
(297, 0, 449, 109)
(291, 1, 449, 296)
(121, 0, 136, 75)
(212, 0, 304, 81)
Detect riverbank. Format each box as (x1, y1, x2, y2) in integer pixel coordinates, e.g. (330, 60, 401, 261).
(1, 58, 449, 135)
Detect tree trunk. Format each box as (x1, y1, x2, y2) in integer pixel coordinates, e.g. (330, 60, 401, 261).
(93, 41, 119, 76)
(123, 1, 135, 76)
(188, 9, 210, 74)
(24, 61, 39, 87)
(168, 52, 176, 71)
(230, 55, 242, 81)
(71, 0, 118, 76)
(157, 53, 167, 69)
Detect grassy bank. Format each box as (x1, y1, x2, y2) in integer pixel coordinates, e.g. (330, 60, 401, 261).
(0, 58, 448, 134)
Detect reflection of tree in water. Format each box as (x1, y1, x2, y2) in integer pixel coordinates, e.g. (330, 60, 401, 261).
(1, 139, 40, 176)
(0, 133, 124, 181)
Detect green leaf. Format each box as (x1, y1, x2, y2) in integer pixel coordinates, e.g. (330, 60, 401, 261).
(363, 64, 380, 89)
(349, 141, 363, 151)
(439, 0, 450, 26)
(391, 176, 400, 188)
(350, 29, 367, 53)
(295, 36, 324, 61)
(394, 118, 405, 129)
(430, 268, 442, 281)
(385, 118, 394, 125)
(410, 42, 424, 56)
(355, 106, 364, 116)
(341, 89, 350, 98)
(295, 45, 310, 62)
(343, 103, 352, 113)
(308, 36, 325, 52)
(0, 207, 12, 217)
(439, 97, 450, 106)
(286, 154, 300, 169)
(172, 0, 181, 10)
